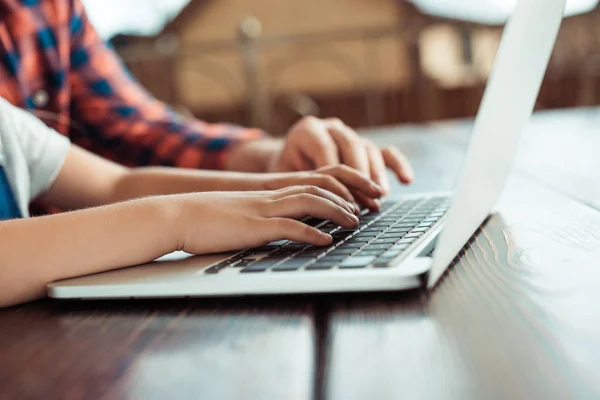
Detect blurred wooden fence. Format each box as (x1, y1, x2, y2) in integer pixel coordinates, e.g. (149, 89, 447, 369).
(113, 3, 600, 133)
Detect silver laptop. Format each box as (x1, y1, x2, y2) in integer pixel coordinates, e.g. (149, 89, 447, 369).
(48, 0, 566, 300)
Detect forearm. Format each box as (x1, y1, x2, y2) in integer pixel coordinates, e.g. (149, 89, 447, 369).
(38, 146, 277, 211)
(109, 168, 269, 203)
(0, 198, 178, 307)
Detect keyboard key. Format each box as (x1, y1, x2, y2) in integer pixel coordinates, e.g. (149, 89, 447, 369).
(303, 217, 324, 227)
(348, 233, 376, 243)
(336, 228, 358, 235)
(233, 260, 253, 267)
(263, 254, 290, 260)
(355, 232, 381, 238)
(340, 256, 377, 269)
(331, 231, 353, 242)
(205, 261, 231, 274)
(318, 256, 346, 263)
(391, 243, 410, 251)
(364, 244, 392, 251)
(272, 249, 297, 256)
(284, 243, 310, 250)
(266, 240, 289, 247)
(247, 245, 279, 253)
(405, 233, 422, 239)
(370, 238, 398, 244)
(397, 238, 416, 244)
(272, 258, 313, 271)
(329, 249, 356, 256)
(418, 222, 434, 227)
(380, 233, 407, 239)
(301, 248, 329, 257)
(394, 223, 417, 228)
(382, 250, 401, 258)
(411, 227, 429, 233)
(306, 264, 335, 271)
(241, 254, 270, 262)
(370, 223, 390, 229)
(379, 203, 396, 211)
(306, 259, 340, 270)
(356, 249, 386, 257)
(338, 242, 364, 249)
(358, 225, 385, 235)
(388, 225, 412, 231)
(240, 259, 280, 273)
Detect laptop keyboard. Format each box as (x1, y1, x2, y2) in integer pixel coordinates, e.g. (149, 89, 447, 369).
(204, 196, 450, 274)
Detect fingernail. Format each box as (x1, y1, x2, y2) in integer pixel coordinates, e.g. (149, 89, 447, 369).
(348, 214, 359, 225)
(371, 183, 384, 193)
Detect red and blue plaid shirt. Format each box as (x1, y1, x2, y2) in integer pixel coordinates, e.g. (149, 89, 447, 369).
(0, 0, 264, 170)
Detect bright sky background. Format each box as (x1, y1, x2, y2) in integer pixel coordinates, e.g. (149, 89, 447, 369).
(82, 0, 599, 39)
(412, 0, 599, 23)
(82, 0, 191, 39)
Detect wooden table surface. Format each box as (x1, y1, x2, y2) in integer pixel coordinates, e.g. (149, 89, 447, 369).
(1, 107, 600, 400)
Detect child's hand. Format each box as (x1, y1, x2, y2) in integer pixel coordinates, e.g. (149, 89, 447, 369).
(170, 186, 359, 255)
(261, 165, 384, 211)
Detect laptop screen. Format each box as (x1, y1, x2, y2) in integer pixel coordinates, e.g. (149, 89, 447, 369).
(427, 0, 567, 288)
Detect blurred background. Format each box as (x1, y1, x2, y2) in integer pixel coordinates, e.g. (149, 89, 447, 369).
(83, 0, 600, 135)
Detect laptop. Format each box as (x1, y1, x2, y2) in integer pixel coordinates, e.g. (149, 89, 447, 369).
(48, 0, 566, 300)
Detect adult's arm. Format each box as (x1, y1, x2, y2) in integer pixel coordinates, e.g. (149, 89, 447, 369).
(67, 0, 265, 170)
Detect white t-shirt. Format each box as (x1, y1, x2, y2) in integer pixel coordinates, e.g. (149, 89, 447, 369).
(0, 97, 70, 217)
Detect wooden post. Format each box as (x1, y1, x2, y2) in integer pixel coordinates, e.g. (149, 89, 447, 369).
(238, 17, 269, 129)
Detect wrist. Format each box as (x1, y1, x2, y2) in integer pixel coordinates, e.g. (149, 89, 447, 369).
(226, 138, 283, 172)
(148, 196, 187, 252)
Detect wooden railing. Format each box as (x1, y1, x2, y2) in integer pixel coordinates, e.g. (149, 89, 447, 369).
(113, 3, 600, 133)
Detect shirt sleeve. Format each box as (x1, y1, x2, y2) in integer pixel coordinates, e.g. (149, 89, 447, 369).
(67, 0, 265, 170)
(0, 98, 70, 201)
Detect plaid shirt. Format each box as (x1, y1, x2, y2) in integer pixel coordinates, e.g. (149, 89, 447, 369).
(0, 0, 264, 170)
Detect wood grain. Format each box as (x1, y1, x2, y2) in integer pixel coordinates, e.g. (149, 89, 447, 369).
(325, 177, 600, 400)
(325, 112, 600, 400)
(0, 299, 316, 400)
(516, 107, 600, 211)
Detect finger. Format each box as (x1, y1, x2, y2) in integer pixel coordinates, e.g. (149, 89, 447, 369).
(297, 118, 340, 168)
(306, 175, 355, 205)
(262, 218, 333, 246)
(325, 119, 369, 175)
(365, 142, 390, 195)
(381, 146, 414, 184)
(270, 185, 356, 214)
(355, 192, 381, 212)
(276, 176, 361, 215)
(289, 148, 313, 172)
(271, 193, 359, 229)
(320, 165, 383, 198)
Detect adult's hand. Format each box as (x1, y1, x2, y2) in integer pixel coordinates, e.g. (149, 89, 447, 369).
(227, 116, 414, 194)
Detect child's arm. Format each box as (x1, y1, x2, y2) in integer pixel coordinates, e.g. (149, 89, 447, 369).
(38, 146, 383, 212)
(0, 100, 366, 307)
(0, 184, 358, 307)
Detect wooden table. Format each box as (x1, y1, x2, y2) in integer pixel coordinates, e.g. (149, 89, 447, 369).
(2, 107, 600, 400)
